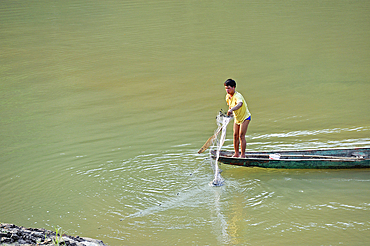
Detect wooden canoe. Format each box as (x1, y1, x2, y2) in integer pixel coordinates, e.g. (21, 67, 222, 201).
(211, 147, 370, 169)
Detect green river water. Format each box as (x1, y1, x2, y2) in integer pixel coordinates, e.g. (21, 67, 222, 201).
(1, 1, 370, 245)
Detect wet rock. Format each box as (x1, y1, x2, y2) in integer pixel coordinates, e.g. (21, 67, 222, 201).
(0, 223, 107, 246)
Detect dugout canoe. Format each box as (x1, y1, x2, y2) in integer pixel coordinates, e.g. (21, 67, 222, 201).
(211, 147, 370, 169)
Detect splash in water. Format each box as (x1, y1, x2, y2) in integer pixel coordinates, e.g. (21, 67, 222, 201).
(209, 111, 232, 186)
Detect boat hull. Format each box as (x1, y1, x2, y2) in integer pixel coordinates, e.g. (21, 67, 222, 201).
(212, 148, 370, 169)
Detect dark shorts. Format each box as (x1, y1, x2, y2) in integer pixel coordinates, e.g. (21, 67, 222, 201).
(245, 115, 251, 121)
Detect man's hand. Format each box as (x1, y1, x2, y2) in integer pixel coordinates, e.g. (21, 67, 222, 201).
(227, 109, 233, 116)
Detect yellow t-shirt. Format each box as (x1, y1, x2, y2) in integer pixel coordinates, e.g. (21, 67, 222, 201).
(226, 91, 251, 124)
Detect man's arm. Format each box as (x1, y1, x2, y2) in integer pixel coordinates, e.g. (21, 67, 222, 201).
(227, 102, 243, 116)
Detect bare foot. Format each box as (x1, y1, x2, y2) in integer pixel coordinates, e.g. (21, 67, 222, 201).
(240, 155, 246, 158)
(232, 153, 240, 158)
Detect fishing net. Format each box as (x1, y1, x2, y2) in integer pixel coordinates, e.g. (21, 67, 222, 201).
(209, 111, 233, 186)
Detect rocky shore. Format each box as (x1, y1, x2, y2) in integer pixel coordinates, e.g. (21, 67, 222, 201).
(0, 223, 107, 246)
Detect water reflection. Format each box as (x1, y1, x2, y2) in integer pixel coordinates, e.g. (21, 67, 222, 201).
(210, 189, 231, 244)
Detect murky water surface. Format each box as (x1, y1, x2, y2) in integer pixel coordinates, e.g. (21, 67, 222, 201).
(1, 1, 370, 245)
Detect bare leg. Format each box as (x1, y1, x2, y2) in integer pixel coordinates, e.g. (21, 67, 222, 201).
(233, 123, 240, 157)
(239, 119, 250, 158)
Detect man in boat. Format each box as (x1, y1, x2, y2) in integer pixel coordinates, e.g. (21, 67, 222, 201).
(224, 79, 251, 158)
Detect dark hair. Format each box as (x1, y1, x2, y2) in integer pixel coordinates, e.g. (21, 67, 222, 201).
(224, 78, 236, 88)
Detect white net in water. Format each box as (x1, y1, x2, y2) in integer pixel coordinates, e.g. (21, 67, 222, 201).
(209, 111, 232, 186)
